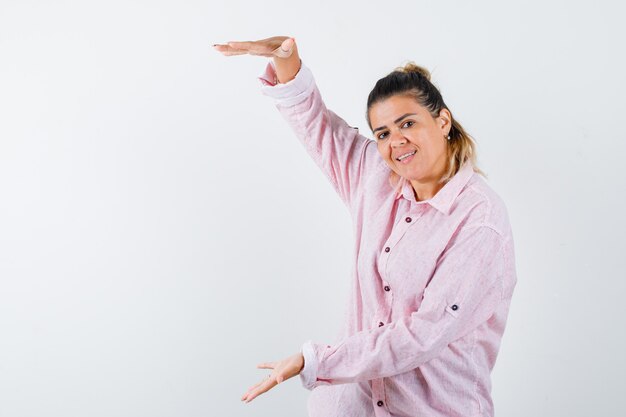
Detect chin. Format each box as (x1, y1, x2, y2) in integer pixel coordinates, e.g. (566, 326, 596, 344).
(401, 168, 426, 180)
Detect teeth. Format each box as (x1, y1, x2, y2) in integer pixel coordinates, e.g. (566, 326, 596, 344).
(397, 151, 416, 161)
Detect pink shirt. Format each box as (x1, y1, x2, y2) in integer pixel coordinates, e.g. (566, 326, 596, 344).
(258, 59, 517, 417)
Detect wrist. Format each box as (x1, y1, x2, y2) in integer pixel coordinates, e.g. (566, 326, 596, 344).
(298, 352, 305, 372)
(273, 48, 301, 84)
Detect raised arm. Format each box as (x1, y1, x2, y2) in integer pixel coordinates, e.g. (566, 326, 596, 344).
(214, 37, 383, 211)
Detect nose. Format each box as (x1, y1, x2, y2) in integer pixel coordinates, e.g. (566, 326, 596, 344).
(389, 129, 407, 147)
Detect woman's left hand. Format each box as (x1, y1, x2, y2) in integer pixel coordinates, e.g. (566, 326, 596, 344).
(241, 352, 305, 403)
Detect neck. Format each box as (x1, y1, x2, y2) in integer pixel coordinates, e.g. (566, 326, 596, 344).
(409, 159, 449, 201)
(410, 179, 445, 201)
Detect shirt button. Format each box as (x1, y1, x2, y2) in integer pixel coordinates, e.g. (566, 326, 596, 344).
(405, 216, 412, 223)
(378, 322, 384, 327)
(384, 247, 390, 253)
(451, 304, 459, 311)
(384, 285, 390, 292)
(377, 400, 384, 407)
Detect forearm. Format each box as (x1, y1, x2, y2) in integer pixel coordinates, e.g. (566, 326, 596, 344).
(258, 59, 377, 210)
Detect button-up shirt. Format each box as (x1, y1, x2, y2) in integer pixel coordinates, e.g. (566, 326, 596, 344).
(257, 59, 517, 417)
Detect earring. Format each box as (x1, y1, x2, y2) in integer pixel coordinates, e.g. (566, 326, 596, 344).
(446, 134, 451, 140)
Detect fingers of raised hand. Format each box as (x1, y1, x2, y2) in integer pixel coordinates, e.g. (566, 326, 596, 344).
(226, 41, 254, 50)
(227, 41, 273, 57)
(212, 44, 247, 56)
(214, 38, 295, 58)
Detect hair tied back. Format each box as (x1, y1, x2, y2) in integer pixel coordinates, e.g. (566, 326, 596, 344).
(395, 61, 432, 81)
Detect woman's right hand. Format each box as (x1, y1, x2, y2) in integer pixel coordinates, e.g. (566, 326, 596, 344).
(212, 36, 301, 84)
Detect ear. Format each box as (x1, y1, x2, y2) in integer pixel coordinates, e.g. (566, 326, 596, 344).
(437, 108, 452, 136)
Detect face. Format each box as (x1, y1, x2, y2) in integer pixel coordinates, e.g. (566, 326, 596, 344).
(369, 95, 452, 188)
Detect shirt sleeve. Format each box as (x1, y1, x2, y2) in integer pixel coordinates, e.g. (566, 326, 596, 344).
(257, 59, 382, 211)
(298, 224, 508, 390)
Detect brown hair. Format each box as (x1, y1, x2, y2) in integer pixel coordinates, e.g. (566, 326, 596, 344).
(366, 61, 485, 186)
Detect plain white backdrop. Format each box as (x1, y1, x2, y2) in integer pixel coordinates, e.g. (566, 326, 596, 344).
(1, 0, 624, 416)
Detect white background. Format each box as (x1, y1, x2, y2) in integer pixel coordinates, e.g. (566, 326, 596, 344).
(1, 1, 624, 416)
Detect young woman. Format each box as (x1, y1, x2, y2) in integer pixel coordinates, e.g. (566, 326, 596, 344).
(214, 36, 517, 417)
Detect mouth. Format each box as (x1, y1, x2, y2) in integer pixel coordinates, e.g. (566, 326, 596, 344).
(395, 150, 417, 164)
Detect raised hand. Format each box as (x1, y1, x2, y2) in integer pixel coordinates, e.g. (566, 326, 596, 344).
(212, 36, 301, 83)
(213, 36, 295, 58)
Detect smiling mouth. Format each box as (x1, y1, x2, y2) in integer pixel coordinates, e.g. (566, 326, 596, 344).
(396, 150, 416, 162)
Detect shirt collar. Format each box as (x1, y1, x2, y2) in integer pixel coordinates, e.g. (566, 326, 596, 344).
(394, 161, 475, 215)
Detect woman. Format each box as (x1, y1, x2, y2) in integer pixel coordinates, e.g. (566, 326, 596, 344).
(214, 36, 517, 417)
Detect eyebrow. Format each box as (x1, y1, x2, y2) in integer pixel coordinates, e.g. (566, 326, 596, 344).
(372, 113, 417, 133)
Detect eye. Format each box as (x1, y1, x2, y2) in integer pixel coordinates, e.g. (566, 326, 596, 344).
(402, 120, 414, 128)
(377, 131, 388, 140)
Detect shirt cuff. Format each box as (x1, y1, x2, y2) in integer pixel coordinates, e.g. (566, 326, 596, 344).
(299, 340, 319, 391)
(257, 58, 315, 107)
